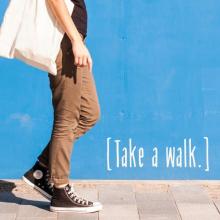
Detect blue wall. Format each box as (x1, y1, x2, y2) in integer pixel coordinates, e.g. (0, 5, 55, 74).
(1, 0, 220, 180)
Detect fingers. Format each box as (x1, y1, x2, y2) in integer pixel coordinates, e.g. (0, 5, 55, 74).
(74, 56, 79, 66)
(82, 56, 88, 66)
(74, 55, 93, 72)
(88, 56, 93, 72)
(74, 56, 86, 65)
(77, 56, 87, 66)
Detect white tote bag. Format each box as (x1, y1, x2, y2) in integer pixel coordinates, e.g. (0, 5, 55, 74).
(0, 0, 74, 75)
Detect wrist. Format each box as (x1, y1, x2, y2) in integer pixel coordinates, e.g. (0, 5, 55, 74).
(70, 34, 82, 44)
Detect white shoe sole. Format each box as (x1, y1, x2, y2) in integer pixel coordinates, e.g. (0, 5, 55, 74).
(22, 175, 52, 200)
(50, 203, 103, 213)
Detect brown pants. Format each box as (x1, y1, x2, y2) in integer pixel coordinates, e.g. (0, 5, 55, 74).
(37, 34, 101, 185)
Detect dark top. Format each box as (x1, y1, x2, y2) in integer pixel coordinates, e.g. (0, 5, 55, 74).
(71, 0, 88, 39)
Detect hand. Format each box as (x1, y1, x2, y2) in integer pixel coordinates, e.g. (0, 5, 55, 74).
(71, 37, 93, 72)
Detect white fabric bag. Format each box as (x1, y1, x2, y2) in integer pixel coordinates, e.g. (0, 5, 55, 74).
(0, 0, 74, 75)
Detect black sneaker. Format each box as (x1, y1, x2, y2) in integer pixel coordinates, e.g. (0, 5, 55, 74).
(50, 183, 103, 213)
(22, 160, 54, 200)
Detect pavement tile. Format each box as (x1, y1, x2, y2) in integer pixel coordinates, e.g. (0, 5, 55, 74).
(97, 184, 136, 205)
(98, 184, 139, 220)
(138, 215, 178, 220)
(58, 212, 98, 220)
(135, 191, 180, 219)
(170, 185, 220, 220)
(177, 203, 220, 220)
(0, 213, 16, 220)
(99, 204, 139, 220)
(16, 218, 56, 220)
(170, 185, 212, 203)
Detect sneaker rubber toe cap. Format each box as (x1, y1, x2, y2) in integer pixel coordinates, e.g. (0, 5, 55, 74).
(93, 202, 103, 209)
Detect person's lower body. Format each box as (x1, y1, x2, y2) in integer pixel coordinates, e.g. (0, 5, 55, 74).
(37, 33, 101, 186)
(22, 34, 103, 212)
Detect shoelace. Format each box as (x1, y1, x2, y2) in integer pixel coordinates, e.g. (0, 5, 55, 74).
(67, 184, 90, 205)
(45, 170, 54, 191)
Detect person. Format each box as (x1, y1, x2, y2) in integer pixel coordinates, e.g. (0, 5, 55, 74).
(21, 0, 102, 213)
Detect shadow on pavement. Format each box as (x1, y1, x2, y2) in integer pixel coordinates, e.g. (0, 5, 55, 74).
(0, 179, 50, 211)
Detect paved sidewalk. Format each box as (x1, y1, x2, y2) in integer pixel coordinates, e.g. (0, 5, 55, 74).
(0, 180, 220, 220)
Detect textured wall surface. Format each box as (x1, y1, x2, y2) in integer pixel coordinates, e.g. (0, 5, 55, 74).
(0, 0, 220, 179)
